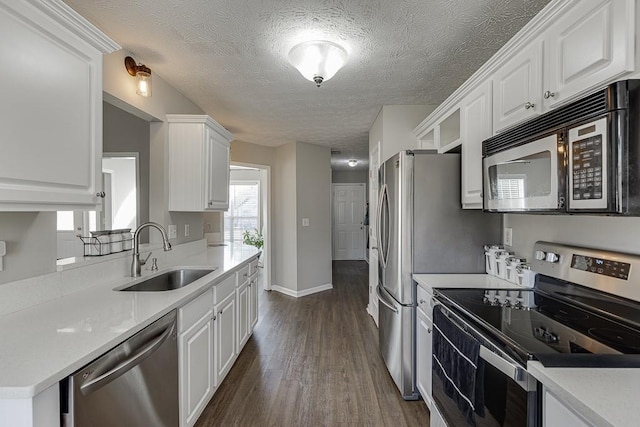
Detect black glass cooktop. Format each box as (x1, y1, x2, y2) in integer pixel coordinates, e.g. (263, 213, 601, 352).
(435, 279, 640, 367)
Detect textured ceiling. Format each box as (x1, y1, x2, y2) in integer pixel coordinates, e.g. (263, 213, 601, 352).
(64, 0, 550, 170)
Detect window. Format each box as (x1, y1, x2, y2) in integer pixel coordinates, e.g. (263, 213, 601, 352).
(497, 175, 526, 199)
(224, 181, 260, 242)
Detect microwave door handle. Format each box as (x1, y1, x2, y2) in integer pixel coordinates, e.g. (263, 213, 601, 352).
(479, 346, 525, 382)
(497, 160, 531, 165)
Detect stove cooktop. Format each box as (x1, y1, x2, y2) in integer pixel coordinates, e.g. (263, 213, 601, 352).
(436, 280, 640, 367)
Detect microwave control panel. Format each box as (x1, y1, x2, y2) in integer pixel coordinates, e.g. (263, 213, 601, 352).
(571, 134, 603, 200)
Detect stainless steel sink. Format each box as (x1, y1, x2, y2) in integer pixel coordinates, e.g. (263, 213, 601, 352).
(119, 268, 217, 291)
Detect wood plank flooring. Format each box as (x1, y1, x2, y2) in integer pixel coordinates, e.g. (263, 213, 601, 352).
(195, 261, 430, 426)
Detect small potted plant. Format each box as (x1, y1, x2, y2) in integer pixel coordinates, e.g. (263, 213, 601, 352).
(242, 228, 263, 250)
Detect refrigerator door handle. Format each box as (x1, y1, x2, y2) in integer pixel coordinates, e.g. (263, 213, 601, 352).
(376, 284, 398, 313)
(377, 184, 387, 267)
(381, 184, 390, 266)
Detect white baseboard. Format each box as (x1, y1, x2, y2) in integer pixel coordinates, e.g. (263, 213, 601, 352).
(271, 283, 333, 298)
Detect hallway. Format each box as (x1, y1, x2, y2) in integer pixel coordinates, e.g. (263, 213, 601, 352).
(195, 261, 429, 426)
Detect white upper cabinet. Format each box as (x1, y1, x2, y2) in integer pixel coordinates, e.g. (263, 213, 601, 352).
(494, 0, 635, 132)
(493, 39, 543, 132)
(167, 115, 233, 211)
(461, 80, 492, 209)
(0, 0, 119, 211)
(544, 0, 635, 109)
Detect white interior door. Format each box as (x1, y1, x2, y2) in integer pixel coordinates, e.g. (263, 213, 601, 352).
(332, 183, 366, 260)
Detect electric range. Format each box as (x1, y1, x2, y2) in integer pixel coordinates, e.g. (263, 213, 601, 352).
(435, 241, 640, 368)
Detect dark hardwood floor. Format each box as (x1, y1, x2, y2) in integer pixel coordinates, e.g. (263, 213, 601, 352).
(195, 260, 429, 426)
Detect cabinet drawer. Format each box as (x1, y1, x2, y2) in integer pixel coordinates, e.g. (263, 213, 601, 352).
(213, 273, 236, 304)
(179, 288, 213, 333)
(249, 258, 259, 275)
(417, 285, 433, 318)
(236, 265, 250, 285)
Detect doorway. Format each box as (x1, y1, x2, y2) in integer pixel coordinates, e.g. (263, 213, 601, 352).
(332, 183, 366, 260)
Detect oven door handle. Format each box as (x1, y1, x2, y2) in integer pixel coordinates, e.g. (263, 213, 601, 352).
(479, 346, 524, 382)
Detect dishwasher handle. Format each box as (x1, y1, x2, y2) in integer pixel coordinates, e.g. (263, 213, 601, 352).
(80, 320, 175, 396)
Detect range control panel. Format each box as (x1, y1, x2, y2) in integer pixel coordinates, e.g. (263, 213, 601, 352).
(532, 241, 640, 302)
(570, 254, 630, 280)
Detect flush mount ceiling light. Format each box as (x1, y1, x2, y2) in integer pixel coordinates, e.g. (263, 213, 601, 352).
(348, 159, 358, 167)
(288, 40, 348, 87)
(124, 56, 152, 97)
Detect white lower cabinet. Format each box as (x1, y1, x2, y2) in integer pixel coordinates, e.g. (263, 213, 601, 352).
(543, 389, 593, 427)
(236, 280, 250, 350)
(215, 292, 237, 383)
(179, 310, 215, 427)
(416, 285, 434, 408)
(249, 274, 259, 329)
(430, 403, 448, 427)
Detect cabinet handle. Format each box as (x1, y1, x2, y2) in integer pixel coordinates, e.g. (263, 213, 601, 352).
(543, 90, 556, 99)
(524, 102, 535, 110)
(419, 299, 426, 305)
(427, 327, 432, 333)
(213, 315, 217, 321)
(96, 191, 106, 198)
(219, 310, 223, 315)
(208, 201, 213, 206)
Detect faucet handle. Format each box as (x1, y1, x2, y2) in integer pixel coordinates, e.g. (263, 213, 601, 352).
(140, 252, 152, 266)
(150, 258, 158, 271)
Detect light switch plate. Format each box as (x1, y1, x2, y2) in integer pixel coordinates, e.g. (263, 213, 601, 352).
(302, 218, 310, 227)
(504, 227, 513, 247)
(168, 225, 177, 239)
(0, 241, 5, 271)
(184, 224, 190, 237)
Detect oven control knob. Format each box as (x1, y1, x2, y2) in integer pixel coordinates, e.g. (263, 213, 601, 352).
(546, 252, 560, 263)
(535, 250, 547, 261)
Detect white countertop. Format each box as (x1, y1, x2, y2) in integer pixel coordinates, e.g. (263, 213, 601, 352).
(0, 243, 259, 399)
(413, 273, 526, 291)
(528, 361, 640, 427)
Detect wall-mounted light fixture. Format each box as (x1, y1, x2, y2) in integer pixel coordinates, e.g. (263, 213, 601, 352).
(288, 40, 348, 87)
(124, 56, 152, 97)
(348, 159, 358, 167)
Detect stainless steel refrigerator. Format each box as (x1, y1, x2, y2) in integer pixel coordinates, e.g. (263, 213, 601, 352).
(375, 150, 501, 399)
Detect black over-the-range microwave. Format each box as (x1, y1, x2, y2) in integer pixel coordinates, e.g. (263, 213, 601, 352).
(482, 79, 640, 215)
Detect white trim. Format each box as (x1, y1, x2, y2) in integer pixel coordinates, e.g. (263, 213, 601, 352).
(271, 283, 333, 298)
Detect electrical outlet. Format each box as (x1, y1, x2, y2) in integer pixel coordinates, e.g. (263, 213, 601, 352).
(504, 227, 513, 247)
(184, 224, 190, 237)
(168, 225, 177, 239)
(302, 218, 310, 227)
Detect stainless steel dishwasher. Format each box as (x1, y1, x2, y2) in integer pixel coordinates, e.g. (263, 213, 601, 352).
(62, 310, 178, 426)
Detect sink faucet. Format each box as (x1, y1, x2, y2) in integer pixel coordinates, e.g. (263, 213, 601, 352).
(131, 222, 172, 277)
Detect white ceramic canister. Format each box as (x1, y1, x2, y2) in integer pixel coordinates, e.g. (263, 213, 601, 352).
(122, 229, 133, 250)
(484, 244, 503, 276)
(109, 230, 123, 253)
(515, 263, 536, 288)
(91, 231, 111, 256)
(494, 251, 513, 279)
(505, 257, 526, 283)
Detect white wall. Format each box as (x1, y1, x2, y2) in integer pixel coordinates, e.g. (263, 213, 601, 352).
(274, 143, 298, 291)
(103, 49, 207, 245)
(296, 142, 332, 292)
(379, 105, 437, 162)
(505, 214, 640, 258)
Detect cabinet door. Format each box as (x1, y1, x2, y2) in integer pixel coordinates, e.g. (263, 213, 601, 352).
(249, 275, 259, 330)
(430, 403, 448, 427)
(493, 38, 543, 132)
(215, 293, 236, 383)
(0, 1, 107, 210)
(236, 282, 249, 350)
(544, 0, 634, 109)
(416, 305, 433, 409)
(206, 129, 230, 210)
(461, 80, 492, 209)
(179, 312, 214, 427)
(543, 389, 593, 427)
